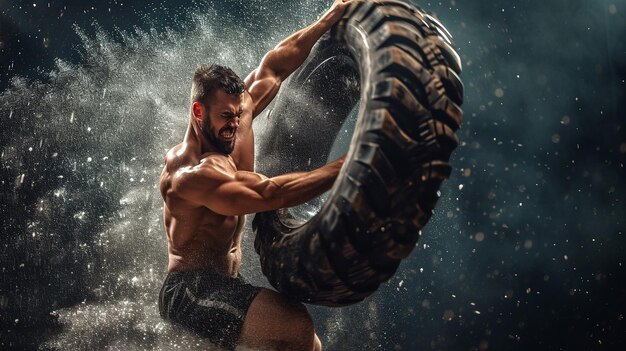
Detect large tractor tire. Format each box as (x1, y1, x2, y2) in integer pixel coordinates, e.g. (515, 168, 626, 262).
(253, 0, 463, 306)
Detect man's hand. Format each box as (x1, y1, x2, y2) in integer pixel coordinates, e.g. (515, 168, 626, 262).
(323, 0, 361, 25)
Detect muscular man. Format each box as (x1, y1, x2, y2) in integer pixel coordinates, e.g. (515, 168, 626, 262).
(158, 1, 358, 350)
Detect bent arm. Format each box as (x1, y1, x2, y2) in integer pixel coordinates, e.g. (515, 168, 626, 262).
(178, 156, 345, 216)
(245, 1, 354, 117)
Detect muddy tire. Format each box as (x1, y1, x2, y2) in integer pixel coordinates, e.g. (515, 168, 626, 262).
(253, 0, 463, 306)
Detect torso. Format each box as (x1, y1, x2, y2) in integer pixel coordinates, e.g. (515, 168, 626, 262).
(159, 93, 255, 277)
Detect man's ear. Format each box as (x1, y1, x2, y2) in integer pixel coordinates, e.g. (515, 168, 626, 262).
(192, 101, 204, 123)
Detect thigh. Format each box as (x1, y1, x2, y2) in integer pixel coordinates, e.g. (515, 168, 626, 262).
(237, 288, 316, 350)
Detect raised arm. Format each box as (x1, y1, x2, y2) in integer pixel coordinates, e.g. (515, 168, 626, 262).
(176, 155, 345, 216)
(244, 0, 358, 118)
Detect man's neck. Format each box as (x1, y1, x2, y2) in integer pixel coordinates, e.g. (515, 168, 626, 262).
(183, 119, 217, 156)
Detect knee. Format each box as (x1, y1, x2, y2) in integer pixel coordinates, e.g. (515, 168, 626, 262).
(280, 304, 317, 350)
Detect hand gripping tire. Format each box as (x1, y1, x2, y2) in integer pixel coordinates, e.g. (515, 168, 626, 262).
(253, 0, 463, 306)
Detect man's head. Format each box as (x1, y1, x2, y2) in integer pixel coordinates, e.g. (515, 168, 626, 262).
(190, 64, 245, 154)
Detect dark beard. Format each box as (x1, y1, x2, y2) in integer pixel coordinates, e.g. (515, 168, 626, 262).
(202, 117, 235, 154)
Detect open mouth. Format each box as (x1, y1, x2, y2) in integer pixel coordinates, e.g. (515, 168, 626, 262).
(220, 128, 236, 140)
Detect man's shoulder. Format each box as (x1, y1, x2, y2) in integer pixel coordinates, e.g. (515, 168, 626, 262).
(198, 152, 236, 172)
(163, 143, 188, 170)
(164, 144, 232, 173)
(174, 153, 236, 191)
(162, 144, 229, 186)
(162, 143, 240, 207)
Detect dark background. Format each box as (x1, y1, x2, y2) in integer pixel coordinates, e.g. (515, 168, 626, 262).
(1, 0, 625, 350)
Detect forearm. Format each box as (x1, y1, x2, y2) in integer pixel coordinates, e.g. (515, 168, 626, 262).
(268, 10, 339, 79)
(265, 158, 344, 208)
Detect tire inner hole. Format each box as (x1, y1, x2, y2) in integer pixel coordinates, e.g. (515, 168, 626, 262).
(286, 101, 361, 223)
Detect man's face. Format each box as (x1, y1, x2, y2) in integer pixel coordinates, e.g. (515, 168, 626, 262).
(198, 89, 243, 155)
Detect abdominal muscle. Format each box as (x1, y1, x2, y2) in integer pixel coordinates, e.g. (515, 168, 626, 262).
(165, 203, 244, 277)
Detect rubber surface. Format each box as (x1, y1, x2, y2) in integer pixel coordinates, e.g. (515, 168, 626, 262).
(253, 0, 463, 306)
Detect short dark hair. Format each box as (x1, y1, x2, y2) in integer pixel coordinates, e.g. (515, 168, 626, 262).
(190, 64, 245, 105)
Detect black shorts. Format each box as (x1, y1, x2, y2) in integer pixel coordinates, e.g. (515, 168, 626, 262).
(158, 270, 262, 350)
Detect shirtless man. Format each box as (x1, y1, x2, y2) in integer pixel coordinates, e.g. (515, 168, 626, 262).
(158, 1, 358, 350)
